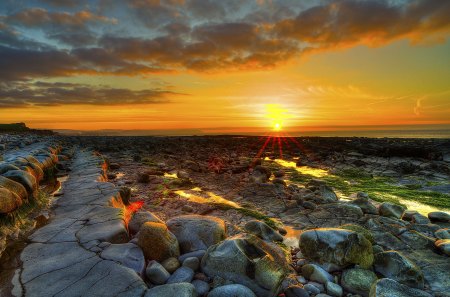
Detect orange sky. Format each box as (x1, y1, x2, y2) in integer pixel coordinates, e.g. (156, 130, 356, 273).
(0, 1, 449, 132)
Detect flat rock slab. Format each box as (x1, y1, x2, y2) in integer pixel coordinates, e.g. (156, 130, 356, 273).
(13, 150, 147, 297)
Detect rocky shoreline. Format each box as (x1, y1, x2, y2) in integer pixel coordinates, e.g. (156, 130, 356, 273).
(0, 134, 449, 297)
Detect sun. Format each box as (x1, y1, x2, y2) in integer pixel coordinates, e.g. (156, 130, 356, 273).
(274, 122, 282, 131)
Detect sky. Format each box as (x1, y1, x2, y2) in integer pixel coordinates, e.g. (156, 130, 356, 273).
(0, 0, 449, 133)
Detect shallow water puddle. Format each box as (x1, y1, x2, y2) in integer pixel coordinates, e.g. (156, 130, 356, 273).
(268, 158, 329, 178)
(175, 189, 241, 208)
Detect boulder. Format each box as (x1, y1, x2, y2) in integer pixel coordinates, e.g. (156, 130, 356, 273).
(166, 266, 194, 284)
(284, 285, 310, 297)
(161, 257, 180, 273)
(2, 170, 38, 198)
(144, 283, 196, 297)
(378, 203, 406, 219)
(0, 175, 28, 201)
(299, 228, 373, 269)
(369, 278, 432, 297)
(374, 251, 424, 288)
(192, 279, 210, 296)
(145, 261, 170, 285)
(435, 228, 450, 239)
(208, 284, 257, 297)
(129, 210, 164, 234)
(201, 234, 290, 297)
(301, 264, 333, 284)
(339, 224, 375, 244)
(100, 243, 145, 275)
(351, 198, 378, 215)
(0, 187, 22, 213)
(182, 256, 199, 271)
(244, 220, 283, 242)
(435, 239, 450, 256)
(341, 268, 377, 297)
(326, 281, 343, 297)
(167, 215, 226, 254)
(428, 211, 450, 223)
(137, 222, 180, 261)
(0, 163, 20, 175)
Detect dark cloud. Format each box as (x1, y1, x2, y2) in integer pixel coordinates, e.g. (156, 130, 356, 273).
(47, 32, 97, 47)
(0, 81, 179, 108)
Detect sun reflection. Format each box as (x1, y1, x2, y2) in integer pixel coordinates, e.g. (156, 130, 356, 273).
(271, 158, 329, 178)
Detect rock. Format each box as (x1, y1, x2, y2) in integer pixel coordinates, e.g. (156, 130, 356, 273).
(435, 229, 450, 239)
(435, 239, 450, 256)
(167, 215, 226, 254)
(179, 250, 206, 262)
(192, 279, 210, 296)
(0, 187, 22, 213)
(378, 202, 406, 219)
(0, 175, 28, 201)
(137, 173, 150, 183)
(177, 170, 190, 179)
(411, 213, 431, 224)
(2, 169, 38, 198)
(299, 228, 373, 269)
(244, 220, 283, 242)
(339, 224, 375, 244)
(0, 163, 20, 175)
(304, 283, 320, 295)
(161, 257, 180, 273)
(374, 251, 424, 288)
(167, 266, 194, 284)
(341, 268, 377, 297)
(369, 278, 432, 297)
(201, 234, 290, 297)
(182, 256, 200, 271)
(284, 285, 310, 297)
(351, 198, 378, 215)
(326, 281, 343, 297)
(137, 222, 180, 262)
(428, 211, 450, 223)
(109, 163, 120, 170)
(208, 284, 257, 297)
(181, 205, 194, 212)
(274, 170, 285, 178)
(315, 185, 339, 203)
(145, 261, 170, 285)
(100, 243, 145, 275)
(144, 283, 197, 297)
(118, 186, 131, 205)
(401, 210, 418, 221)
(372, 245, 384, 254)
(301, 264, 333, 284)
(128, 210, 164, 234)
(302, 201, 317, 210)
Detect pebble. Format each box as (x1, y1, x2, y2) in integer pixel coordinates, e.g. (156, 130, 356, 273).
(166, 266, 194, 284)
(192, 279, 210, 296)
(161, 257, 180, 273)
(182, 257, 200, 271)
(146, 261, 170, 285)
(326, 281, 343, 297)
(304, 283, 321, 295)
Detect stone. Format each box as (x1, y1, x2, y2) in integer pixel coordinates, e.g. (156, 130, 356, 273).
(128, 210, 164, 234)
(201, 234, 290, 297)
(0, 175, 28, 201)
(301, 264, 333, 284)
(100, 243, 145, 275)
(339, 224, 375, 244)
(118, 186, 131, 205)
(378, 202, 406, 219)
(161, 257, 180, 273)
(167, 266, 194, 284)
(137, 222, 180, 261)
(284, 285, 310, 297)
(137, 173, 150, 183)
(435, 239, 450, 256)
(428, 211, 450, 223)
(0, 163, 20, 175)
(435, 228, 450, 239)
(326, 281, 343, 297)
(192, 279, 210, 296)
(144, 283, 197, 297)
(208, 284, 257, 297)
(304, 283, 320, 294)
(0, 186, 22, 213)
(299, 228, 374, 269)
(302, 201, 317, 210)
(2, 169, 38, 198)
(145, 261, 170, 285)
(182, 256, 200, 271)
(369, 278, 432, 297)
(244, 220, 283, 242)
(179, 249, 206, 262)
(374, 251, 424, 289)
(351, 198, 378, 215)
(167, 215, 226, 253)
(411, 213, 431, 224)
(341, 268, 377, 297)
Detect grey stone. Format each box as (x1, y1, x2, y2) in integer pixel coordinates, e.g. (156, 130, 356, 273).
(128, 210, 163, 234)
(161, 257, 180, 273)
(244, 220, 283, 242)
(369, 278, 432, 297)
(374, 251, 424, 289)
(167, 215, 227, 253)
(144, 283, 197, 297)
(192, 279, 210, 296)
(167, 266, 194, 284)
(341, 268, 377, 297)
(435, 239, 450, 256)
(428, 211, 450, 223)
(146, 261, 170, 285)
(208, 284, 257, 297)
(301, 264, 333, 284)
(435, 229, 450, 239)
(378, 202, 406, 219)
(100, 243, 145, 275)
(326, 282, 343, 297)
(284, 285, 310, 297)
(182, 256, 200, 271)
(179, 250, 206, 262)
(304, 284, 320, 295)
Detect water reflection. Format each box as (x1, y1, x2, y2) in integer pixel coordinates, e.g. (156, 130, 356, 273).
(267, 158, 329, 178)
(175, 188, 241, 208)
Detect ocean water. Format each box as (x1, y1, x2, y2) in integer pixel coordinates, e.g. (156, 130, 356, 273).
(286, 129, 450, 139)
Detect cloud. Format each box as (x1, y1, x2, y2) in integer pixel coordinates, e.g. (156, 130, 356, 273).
(0, 81, 180, 108)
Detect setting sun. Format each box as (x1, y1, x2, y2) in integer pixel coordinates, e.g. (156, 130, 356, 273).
(274, 123, 282, 131)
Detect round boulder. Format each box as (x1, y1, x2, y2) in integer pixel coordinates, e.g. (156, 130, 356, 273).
(341, 268, 377, 297)
(0, 175, 28, 201)
(129, 210, 164, 234)
(369, 278, 432, 297)
(167, 215, 226, 254)
(378, 202, 406, 219)
(244, 220, 283, 242)
(0, 187, 22, 213)
(299, 228, 374, 269)
(208, 284, 256, 297)
(428, 211, 450, 223)
(2, 170, 38, 198)
(137, 222, 180, 262)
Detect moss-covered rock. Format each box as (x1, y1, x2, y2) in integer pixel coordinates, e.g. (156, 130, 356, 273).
(299, 228, 374, 269)
(340, 224, 375, 244)
(341, 268, 378, 297)
(137, 222, 180, 262)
